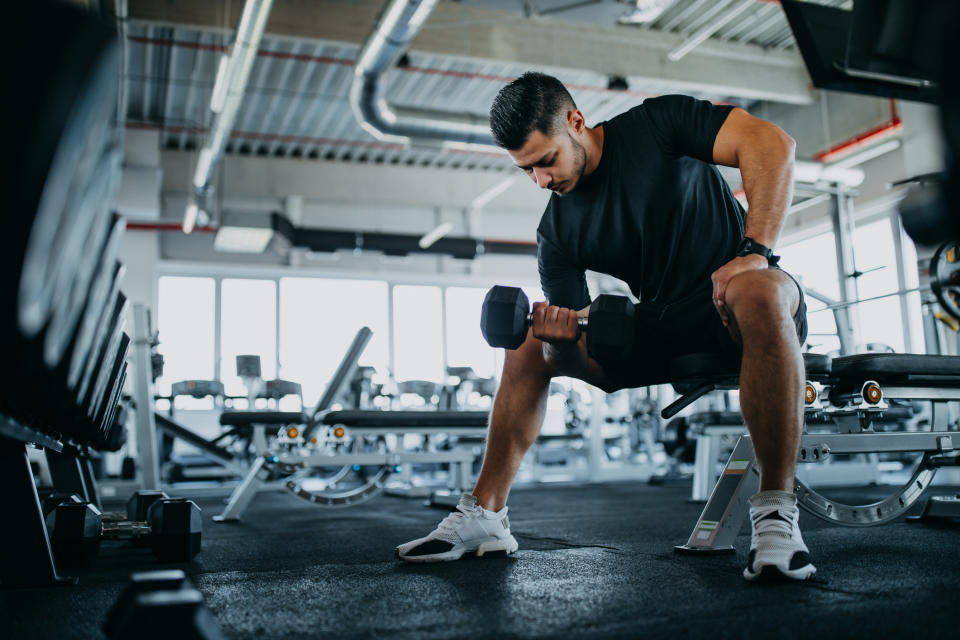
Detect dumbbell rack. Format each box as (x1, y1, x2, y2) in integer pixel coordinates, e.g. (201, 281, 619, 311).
(0, 416, 75, 586)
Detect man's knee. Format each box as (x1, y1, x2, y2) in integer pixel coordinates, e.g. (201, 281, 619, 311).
(726, 270, 798, 329)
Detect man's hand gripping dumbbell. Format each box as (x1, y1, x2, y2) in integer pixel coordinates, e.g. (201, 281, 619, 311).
(479, 285, 635, 364)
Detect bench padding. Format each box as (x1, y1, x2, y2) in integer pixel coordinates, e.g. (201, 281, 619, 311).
(220, 411, 306, 427)
(321, 410, 489, 428)
(830, 354, 960, 382)
(218, 409, 491, 429)
(669, 352, 832, 381)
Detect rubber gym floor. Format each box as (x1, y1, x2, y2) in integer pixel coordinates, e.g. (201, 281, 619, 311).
(2, 481, 959, 639)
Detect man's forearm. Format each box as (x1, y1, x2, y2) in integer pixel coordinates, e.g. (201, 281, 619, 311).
(542, 340, 589, 376)
(739, 130, 795, 248)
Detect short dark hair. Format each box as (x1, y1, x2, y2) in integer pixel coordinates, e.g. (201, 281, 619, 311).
(489, 71, 577, 150)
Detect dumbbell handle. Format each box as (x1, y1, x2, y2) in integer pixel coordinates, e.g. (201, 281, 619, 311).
(101, 520, 151, 539)
(525, 314, 589, 330)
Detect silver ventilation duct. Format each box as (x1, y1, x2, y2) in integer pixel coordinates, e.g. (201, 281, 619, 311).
(184, 0, 274, 233)
(349, 0, 497, 148)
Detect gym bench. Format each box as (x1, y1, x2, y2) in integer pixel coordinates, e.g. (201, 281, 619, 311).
(670, 351, 960, 554)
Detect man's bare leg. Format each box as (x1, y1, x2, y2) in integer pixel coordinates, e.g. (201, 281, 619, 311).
(723, 268, 803, 491)
(472, 327, 617, 512)
(394, 322, 617, 562)
(471, 335, 553, 512)
(724, 268, 815, 581)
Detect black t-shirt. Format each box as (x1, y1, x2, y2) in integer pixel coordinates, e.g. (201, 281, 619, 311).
(537, 95, 745, 310)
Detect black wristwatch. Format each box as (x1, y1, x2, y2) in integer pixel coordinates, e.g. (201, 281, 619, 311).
(736, 236, 780, 266)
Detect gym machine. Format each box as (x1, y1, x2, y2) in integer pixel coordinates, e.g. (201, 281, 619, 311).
(214, 327, 491, 518)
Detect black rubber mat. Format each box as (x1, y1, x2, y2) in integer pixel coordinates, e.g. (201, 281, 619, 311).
(2, 481, 958, 639)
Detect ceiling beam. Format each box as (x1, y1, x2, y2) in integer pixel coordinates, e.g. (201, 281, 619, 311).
(128, 0, 814, 104)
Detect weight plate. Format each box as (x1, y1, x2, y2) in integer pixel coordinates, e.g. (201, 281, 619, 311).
(100, 368, 129, 448)
(16, 18, 119, 339)
(93, 336, 130, 440)
(44, 147, 123, 368)
(76, 265, 125, 406)
(87, 296, 129, 421)
(67, 215, 126, 390)
(930, 241, 960, 321)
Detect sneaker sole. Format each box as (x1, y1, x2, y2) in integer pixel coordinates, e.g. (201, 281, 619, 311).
(396, 535, 519, 563)
(743, 563, 817, 582)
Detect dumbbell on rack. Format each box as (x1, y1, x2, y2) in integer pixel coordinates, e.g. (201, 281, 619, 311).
(480, 286, 635, 363)
(46, 490, 202, 567)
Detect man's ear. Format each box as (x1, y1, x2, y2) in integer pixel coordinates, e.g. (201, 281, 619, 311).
(567, 109, 585, 134)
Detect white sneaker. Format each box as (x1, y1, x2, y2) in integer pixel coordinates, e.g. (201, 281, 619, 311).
(743, 490, 817, 582)
(395, 493, 518, 563)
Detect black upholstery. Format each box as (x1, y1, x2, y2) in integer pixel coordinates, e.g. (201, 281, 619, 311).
(219, 410, 491, 429)
(219, 411, 306, 427)
(668, 351, 832, 381)
(322, 410, 489, 428)
(831, 353, 960, 382)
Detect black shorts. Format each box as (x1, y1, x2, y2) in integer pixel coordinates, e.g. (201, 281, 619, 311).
(604, 267, 807, 386)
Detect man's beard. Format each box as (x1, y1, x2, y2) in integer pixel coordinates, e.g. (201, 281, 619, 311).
(559, 133, 587, 195)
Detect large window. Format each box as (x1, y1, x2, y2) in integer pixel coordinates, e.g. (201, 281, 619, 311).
(852, 220, 905, 352)
(445, 287, 497, 379)
(279, 278, 389, 407)
(156, 277, 215, 396)
(393, 285, 444, 382)
(779, 218, 926, 355)
(155, 274, 548, 407)
(899, 227, 926, 353)
(778, 233, 840, 354)
(220, 279, 277, 397)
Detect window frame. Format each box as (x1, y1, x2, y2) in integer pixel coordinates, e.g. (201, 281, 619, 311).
(156, 263, 542, 389)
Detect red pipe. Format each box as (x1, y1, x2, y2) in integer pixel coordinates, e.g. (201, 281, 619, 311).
(813, 99, 903, 163)
(126, 35, 698, 101)
(125, 121, 505, 157)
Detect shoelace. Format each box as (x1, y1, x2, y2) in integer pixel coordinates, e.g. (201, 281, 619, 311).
(752, 508, 796, 540)
(436, 504, 480, 540)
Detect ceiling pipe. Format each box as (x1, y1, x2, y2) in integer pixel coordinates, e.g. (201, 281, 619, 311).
(667, 0, 755, 62)
(349, 0, 498, 149)
(126, 217, 537, 258)
(184, 0, 274, 233)
(814, 100, 904, 164)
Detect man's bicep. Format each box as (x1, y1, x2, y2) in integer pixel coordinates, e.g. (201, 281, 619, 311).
(713, 107, 794, 168)
(538, 238, 590, 310)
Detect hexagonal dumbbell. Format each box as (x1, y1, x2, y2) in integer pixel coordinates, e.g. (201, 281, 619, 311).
(480, 285, 635, 364)
(103, 570, 225, 640)
(45, 500, 103, 567)
(47, 496, 202, 566)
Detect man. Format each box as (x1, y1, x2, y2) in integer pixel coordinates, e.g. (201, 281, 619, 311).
(396, 72, 814, 582)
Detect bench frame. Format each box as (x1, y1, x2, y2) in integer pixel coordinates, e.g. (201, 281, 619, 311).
(676, 378, 959, 555)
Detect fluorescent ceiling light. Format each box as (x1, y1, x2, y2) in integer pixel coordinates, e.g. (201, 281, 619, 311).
(194, 147, 214, 188)
(183, 201, 199, 234)
(214, 211, 276, 253)
(419, 221, 454, 249)
(619, 0, 676, 24)
(793, 161, 865, 187)
(211, 54, 231, 114)
(214, 227, 275, 253)
(829, 139, 901, 169)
